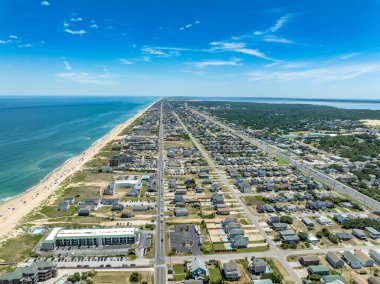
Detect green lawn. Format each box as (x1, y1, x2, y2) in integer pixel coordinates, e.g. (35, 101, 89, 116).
(173, 264, 186, 274)
(213, 243, 226, 251)
(208, 268, 222, 283)
(173, 274, 186, 281)
(277, 158, 290, 165)
(0, 234, 43, 263)
(236, 246, 269, 253)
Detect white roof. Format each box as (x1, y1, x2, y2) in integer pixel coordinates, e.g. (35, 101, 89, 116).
(44, 227, 138, 241)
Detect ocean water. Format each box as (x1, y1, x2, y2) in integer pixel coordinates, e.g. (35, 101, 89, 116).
(193, 97, 380, 110)
(0, 96, 157, 202)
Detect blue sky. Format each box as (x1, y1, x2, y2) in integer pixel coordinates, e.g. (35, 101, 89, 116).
(1, 0, 380, 98)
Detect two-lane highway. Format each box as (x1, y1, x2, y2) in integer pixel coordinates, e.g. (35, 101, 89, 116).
(154, 101, 166, 284)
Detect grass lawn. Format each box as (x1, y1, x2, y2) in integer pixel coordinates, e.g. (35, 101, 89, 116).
(213, 243, 226, 251)
(236, 246, 269, 253)
(173, 274, 186, 281)
(242, 196, 265, 206)
(240, 219, 249, 225)
(0, 234, 43, 263)
(173, 264, 186, 274)
(93, 271, 151, 284)
(200, 241, 215, 254)
(277, 158, 290, 165)
(208, 268, 222, 283)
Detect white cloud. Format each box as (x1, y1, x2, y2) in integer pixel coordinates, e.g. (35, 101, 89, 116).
(262, 35, 293, 44)
(64, 29, 86, 35)
(63, 60, 72, 71)
(9, 35, 18, 39)
(70, 17, 83, 22)
(142, 47, 178, 58)
(90, 24, 98, 28)
(234, 48, 274, 60)
(41, 1, 50, 6)
(192, 58, 241, 68)
(270, 14, 292, 32)
(254, 14, 293, 35)
(56, 72, 113, 85)
(210, 41, 246, 50)
(209, 41, 274, 61)
(179, 20, 200, 31)
(0, 40, 7, 44)
(142, 47, 166, 56)
(120, 59, 133, 65)
(18, 43, 32, 48)
(247, 63, 378, 82)
(339, 52, 361, 60)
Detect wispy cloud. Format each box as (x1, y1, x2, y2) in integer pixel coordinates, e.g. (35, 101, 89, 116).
(247, 63, 378, 82)
(63, 60, 72, 71)
(18, 43, 32, 48)
(70, 17, 83, 22)
(179, 20, 200, 31)
(339, 52, 361, 60)
(209, 41, 275, 61)
(9, 35, 18, 39)
(262, 35, 293, 44)
(41, 1, 50, 6)
(142, 47, 179, 58)
(254, 14, 293, 35)
(90, 24, 98, 28)
(64, 29, 86, 36)
(119, 59, 133, 65)
(191, 58, 241, 68)
(56, 72, 113, 85)
(269, 14, 292, 32)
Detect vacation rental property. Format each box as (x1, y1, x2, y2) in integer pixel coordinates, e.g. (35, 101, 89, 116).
(41, 227, 140, 250)
(0, 261, 57, 284)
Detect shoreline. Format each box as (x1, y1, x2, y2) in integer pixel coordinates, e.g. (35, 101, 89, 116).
(0, 99, 158, 239)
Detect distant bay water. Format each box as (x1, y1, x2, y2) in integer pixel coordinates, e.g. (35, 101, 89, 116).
(0, 96, 157, 202)
(192, 97, 380, 110)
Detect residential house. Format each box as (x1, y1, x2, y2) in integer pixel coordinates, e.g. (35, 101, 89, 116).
(369, 249, 380, 265)
(187, 259, 208, 280)
(352, 229, 367, 240)
(223, 261, 240, 281)
(365, 227, 380, 239)
(249, 259, 268, 275)
(355, 250, 375, 267)
(326, 252, 344, 269)
(307, 265, 330, 276)
(335, 232, 352, 241)
(343, 251, 363, 269)
(300, 256, 320, 266)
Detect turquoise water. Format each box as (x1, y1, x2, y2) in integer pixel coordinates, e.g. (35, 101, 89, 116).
(0, 96, 157, 202)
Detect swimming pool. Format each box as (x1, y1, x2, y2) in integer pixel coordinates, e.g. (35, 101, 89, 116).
(226, 244, 233, 250)
(28, 226, 47, 235)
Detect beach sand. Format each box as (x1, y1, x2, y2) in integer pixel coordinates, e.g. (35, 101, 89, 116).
(360, 119, 380, 127)
(0, 101, 157, 239)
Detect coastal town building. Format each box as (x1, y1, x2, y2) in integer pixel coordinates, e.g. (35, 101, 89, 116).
(41, 227, 140, 250)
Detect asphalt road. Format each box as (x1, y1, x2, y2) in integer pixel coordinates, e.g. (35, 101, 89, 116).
(154, 101, 166, 284)
(191, 108, 380, 211)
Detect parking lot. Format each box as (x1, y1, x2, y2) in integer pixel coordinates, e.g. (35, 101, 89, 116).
(169, 224, 201, 255)
(27, 256, 152, 268)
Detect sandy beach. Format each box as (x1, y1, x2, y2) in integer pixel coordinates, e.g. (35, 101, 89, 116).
(0, 100, 157, 240)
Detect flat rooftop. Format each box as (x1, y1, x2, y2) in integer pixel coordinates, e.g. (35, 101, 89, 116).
(44, 227, 138, 242)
